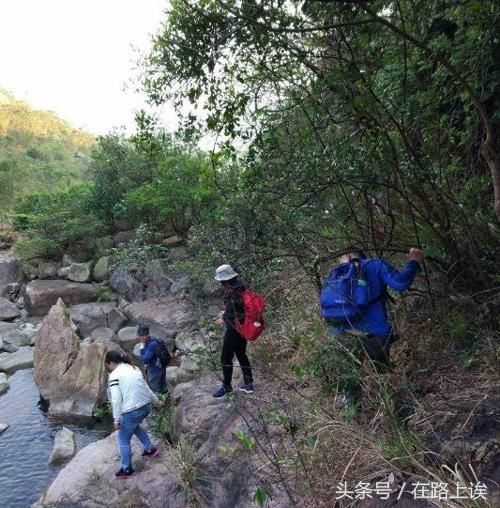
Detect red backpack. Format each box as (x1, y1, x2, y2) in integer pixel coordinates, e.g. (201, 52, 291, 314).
(234, 289, 266, 341)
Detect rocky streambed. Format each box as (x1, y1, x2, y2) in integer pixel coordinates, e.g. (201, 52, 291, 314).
(0, 246, 221, 507)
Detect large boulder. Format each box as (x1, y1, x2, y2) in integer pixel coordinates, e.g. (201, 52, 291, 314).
(93, 256, 110, 282)
(109, 267, 144, 302)
(122, 296, 195, 346)
(24, 280, 98, 315)
(69, 302, 127, 337)
(0, 346, 33, 373)
(33, 299, 107, 418)
(67, 262, 93, 283)
(36, 376, 292, 508)
(35, 433, 181, 508)
(48, 427, 76, 465)
(0, 297, 20, 321)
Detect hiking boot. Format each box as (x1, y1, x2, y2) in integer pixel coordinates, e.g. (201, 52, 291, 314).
(213, 385, 232, 398)
(142, 447, 159, 458)
(115, 467, 134, 478)
(238, 383, 254, 394)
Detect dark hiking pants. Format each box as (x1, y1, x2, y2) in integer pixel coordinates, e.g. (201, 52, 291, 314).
(221, 326, 253, 389)
(330, 332, 396, 397)
(146, 367, 167, 394)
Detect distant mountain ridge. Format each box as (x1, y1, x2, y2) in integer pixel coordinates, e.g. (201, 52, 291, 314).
(0, 88, 94, 148)
(0, 88, 95, 218)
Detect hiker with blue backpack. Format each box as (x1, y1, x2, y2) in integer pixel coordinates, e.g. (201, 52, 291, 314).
(212, 264, 266, 398)
(320, 248, 424, 406)
(137, 324, 170, 394)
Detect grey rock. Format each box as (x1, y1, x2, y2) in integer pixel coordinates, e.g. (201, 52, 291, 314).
(117, 326, 138, 351)
(0, 321, 37, 347)
(0, 422, 9, 434)
(0, 297, 20, 321)
(179, 355, 201, 373)
(0, 346, 33, 373)
(122, 296, 195, 344)
(0, 335, 18, 353)
(56, 266, 70, 278)
(15, 295, 24, 308)
(0, 372, 9, 395)
(170, 275, 191, 295)
(67, 262, 93, 283)
(62, 254, 76, 267)
(175, 331, 206, 353)
(109, 267, 144, 302)
(92, 236, 113, 258)
(69, 302, 126, 337)
(93, 256, 110, 282)
(38, 262, 59, 280)
(35, 432, 180, 508)
(0, 260, 22, 296)
(165, 366, 191, 385)
(24, 280, 98, 315)
(90, 327, 116, 342)
(49, 427, 76, 465)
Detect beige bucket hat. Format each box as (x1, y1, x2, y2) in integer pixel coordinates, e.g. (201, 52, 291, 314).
(214, 264, 238, 281)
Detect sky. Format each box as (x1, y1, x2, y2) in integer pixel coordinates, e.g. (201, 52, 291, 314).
(0, 0, 176, 135)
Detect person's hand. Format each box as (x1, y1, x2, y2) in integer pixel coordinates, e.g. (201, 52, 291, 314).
(407, 248, 424, 265)
(114, 421, 120, 431)
(156, 400, 165, 411)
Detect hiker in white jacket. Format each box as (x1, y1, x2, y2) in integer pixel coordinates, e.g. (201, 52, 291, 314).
(105, 350, 163, 477)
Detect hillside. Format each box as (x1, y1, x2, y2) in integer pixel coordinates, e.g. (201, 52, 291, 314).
(0, 89, 95, 218)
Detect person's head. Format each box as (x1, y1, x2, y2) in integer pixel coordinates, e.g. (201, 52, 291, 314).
(105, 350, 130, 372)
(214, 264, 238, 287)
(339, 250, 366, 264)
(137, 324, 150, 343)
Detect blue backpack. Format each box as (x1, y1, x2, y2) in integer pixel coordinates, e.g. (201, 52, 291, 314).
(320, 261, 371, 326)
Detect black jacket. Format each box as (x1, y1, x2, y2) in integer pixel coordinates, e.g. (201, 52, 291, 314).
(223, 279, 246, 328)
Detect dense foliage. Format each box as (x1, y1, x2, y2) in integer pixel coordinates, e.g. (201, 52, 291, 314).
(143, 0, 500, 291)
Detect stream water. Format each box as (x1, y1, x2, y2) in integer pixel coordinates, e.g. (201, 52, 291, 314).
(0, 369, 111, 508)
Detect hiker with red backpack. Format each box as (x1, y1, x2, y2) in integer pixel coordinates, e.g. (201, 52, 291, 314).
(320, 248, 424, 407)
(212, 264, 265, 398)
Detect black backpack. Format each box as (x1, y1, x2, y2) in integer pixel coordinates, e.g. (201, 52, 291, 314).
(154, 338, 171, 368)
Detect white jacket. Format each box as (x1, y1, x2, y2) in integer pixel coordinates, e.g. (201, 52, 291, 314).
(108, 363, 159, 422)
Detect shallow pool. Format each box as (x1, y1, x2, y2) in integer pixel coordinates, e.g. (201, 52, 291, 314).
(0, 369, 111, 507)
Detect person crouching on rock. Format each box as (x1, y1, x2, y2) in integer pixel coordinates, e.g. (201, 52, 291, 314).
(137, 324, 167, 394)
(212, 264, 254, 397)
(105, 350, 163, 478)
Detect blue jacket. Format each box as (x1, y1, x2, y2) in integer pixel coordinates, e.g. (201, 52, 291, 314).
(139, 337, 163, 375)
(330, 259, 421, 337)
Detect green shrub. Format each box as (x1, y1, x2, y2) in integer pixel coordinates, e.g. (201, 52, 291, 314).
(12, 183, 105, 253)
(13, 237, 61, 261)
